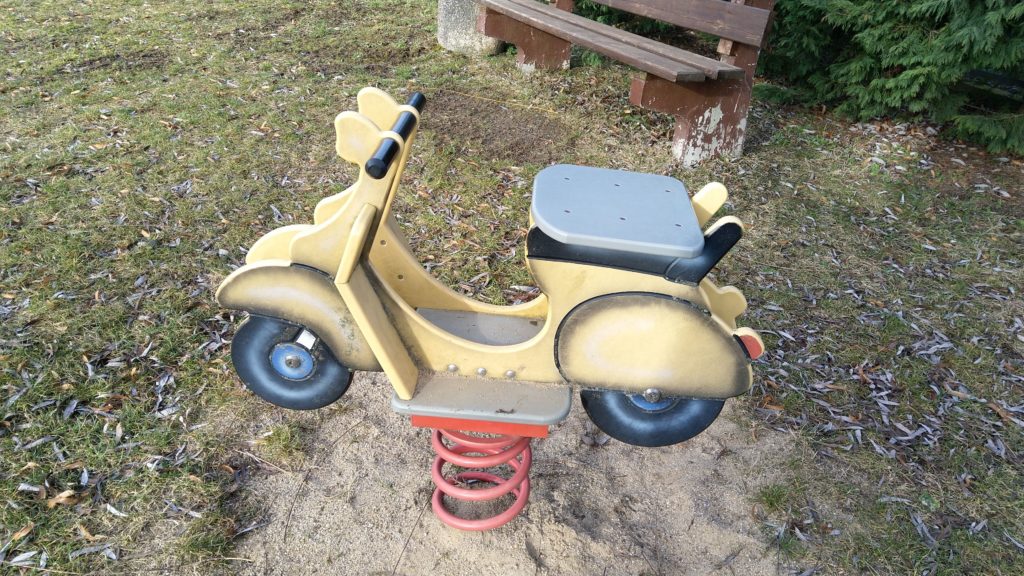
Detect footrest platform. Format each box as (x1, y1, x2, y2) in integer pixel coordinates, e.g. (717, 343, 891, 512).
(391, 374, 572, 429)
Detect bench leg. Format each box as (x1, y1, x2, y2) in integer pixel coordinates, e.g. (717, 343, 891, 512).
(478, 9, 571, 72)
(630, 74, 753, 167)
(630, 0, 771, 166)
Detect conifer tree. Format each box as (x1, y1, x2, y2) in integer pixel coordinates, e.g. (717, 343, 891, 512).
(762, 0, 1024, 153)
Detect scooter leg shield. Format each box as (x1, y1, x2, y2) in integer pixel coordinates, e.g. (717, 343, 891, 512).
(216, 261, 382, 371)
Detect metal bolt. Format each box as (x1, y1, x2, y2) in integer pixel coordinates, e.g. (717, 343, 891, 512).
(642, 388, 662, 403)
(504, 370, 516, 379)
(295, 329, 317, 350)
(447, 364, 458, 373)
(476, 367, 487, 377)
(284, 355, 303, 369)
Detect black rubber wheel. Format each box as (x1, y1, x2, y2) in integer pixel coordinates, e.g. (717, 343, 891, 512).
(580, 389, 725, 447)
(231, 315, 352, 410)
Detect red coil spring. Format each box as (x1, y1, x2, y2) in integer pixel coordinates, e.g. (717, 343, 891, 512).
(429, 429, 533, 531)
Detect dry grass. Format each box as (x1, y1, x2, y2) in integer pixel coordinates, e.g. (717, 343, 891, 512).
(1, 0, 1021, 574)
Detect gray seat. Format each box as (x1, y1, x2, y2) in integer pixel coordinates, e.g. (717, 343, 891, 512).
(531, 165, 704, 258)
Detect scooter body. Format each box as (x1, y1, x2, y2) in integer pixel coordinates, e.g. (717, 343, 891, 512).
(216, 88, 763, 447)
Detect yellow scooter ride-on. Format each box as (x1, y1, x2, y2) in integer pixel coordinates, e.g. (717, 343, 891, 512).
(216, 88, 764, 450)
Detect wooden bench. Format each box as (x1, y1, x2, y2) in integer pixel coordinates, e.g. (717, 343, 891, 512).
(474, 0, 775, 166)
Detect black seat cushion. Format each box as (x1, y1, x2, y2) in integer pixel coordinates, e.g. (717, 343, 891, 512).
(526, 221, 742, 285)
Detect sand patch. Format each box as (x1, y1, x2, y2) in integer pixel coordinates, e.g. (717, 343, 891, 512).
(233, 373, 793, 575)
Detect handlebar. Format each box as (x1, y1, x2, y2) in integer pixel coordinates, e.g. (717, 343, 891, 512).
(364, 93, 426, 179)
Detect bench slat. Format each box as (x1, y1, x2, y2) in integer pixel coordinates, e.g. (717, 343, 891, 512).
(507, 0, 743, 80)
(481, 0, 706, 83)
(590, 0, 772, 46)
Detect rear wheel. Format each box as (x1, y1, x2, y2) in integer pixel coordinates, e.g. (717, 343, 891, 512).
(231, 315, 352, 410)
(580, 389, 724, 447)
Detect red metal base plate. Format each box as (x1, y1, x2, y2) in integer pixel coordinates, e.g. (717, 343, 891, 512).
(410, 415, 549, 438)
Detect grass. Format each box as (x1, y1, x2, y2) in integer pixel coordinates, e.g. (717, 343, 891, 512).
(254, 422, 305, 467)
(1, 0, 1022, 574)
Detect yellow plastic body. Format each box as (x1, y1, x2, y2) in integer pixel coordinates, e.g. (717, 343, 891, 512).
(217, 87, 763, 401)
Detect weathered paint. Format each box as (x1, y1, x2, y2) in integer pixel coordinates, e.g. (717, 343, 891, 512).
(676, 102, 725, 167)
(471, 0, 775, 166)
(216, 262, 381, 371)
(478, 9, 571, 71)
(218, 87, 764, 405)
(555, 293, 751, 398)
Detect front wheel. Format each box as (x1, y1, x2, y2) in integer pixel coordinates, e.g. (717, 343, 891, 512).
(231, 315, 352, 410)
(580, 389, 724, 447)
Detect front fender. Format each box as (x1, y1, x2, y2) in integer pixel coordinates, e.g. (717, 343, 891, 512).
(216, 261, 381, 371)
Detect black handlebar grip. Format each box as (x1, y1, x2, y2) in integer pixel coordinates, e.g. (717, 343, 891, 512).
(365, 92, 426, 179)
(406, 92, 426, 112)
(364, 141, 400, 179)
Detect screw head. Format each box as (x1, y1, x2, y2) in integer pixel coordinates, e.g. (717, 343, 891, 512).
(504, 370, 516, 379)
(642, 388, 662, 404)
(284, 355, 303, 369)
(447, 364, 458, 373)
(476, 367, 487, 377)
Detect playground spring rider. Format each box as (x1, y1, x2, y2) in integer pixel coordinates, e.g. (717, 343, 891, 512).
(217, 88, 764, 531)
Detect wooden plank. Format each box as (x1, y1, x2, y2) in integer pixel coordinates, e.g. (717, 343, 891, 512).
(507, 0, 743, 80)
(480, 0, 705, 82)
(590, 0, 772, 46)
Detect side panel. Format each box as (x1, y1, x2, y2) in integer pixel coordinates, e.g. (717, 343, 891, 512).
(370, 216, 549, 318)
(555, 293, 751, 398)
(691, 182, 727, 227)
(336, 265, 420, 399)
(216, 261, 381, 371)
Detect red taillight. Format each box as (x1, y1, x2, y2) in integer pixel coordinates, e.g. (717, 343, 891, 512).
(739, 334, 764, 360)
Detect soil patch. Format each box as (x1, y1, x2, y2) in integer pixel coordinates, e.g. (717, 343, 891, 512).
(223, 7, 308, 49)
(301, 41, 428, 77)
(232, 373, 794, 576)
(740, 102, 783, 155)
(424, 91, 572, 165)
(56, 49, 168, 76)
(225, 3, 390, 49)
(303, 34, 432, 76)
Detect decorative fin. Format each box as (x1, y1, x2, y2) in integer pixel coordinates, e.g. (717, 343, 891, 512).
(692, 182, 728, 226)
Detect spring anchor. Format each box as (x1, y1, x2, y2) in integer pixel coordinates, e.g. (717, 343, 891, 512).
(429, 429, 533, 531)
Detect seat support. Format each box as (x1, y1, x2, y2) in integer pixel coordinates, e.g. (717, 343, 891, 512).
(480, 9, 571, 71)
(526, 218, 743, 286)
(629, 0, 774, 166)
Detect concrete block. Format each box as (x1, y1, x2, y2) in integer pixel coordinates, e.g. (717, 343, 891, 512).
(437, 0, 504, 56)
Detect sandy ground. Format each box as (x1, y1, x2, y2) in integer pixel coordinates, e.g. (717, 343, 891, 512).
(234, 373, 794, 576)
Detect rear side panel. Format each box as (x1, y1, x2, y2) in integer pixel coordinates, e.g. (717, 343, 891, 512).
(555, 293, 751, 399)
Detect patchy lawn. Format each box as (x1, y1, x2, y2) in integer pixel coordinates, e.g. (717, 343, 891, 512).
(1, 0, 1021, 574)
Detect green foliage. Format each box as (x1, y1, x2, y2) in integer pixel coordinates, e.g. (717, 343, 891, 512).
(950, 111, 1024, 153)
(762, 0, 1024, 153)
